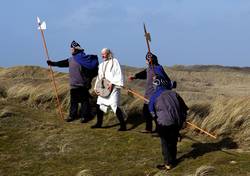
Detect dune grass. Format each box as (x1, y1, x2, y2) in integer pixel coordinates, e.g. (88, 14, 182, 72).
(0, 65, 250, 175)
(1, 99, 250, 176)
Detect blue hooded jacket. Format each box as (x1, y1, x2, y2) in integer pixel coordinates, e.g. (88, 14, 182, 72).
(149, 76, 187, 128)
(73, 51, 99, 69)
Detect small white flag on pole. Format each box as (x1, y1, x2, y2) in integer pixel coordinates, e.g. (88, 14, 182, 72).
(37, 16, 46, 30)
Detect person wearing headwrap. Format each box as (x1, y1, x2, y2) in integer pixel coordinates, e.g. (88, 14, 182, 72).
(128, 52, 176, 134)
(92, 48, 127, 131)
(149, 75, 188, 170)
(47, 40, 99, 123)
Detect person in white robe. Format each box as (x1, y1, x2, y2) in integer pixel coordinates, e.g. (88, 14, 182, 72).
(91, 48, 127, 131)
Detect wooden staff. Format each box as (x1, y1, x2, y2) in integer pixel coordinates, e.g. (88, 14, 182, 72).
(186, 122, 217, 139)
(37, 17, 64, 120)
(123, 87, 217, 139)
(143, 23, 155, 76)
(143, 23, 151, 53)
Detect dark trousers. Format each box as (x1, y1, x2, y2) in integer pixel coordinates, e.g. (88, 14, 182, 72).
(143, 104, 158, 132)
(95, 105, 126, 128)
(70, 87, 90, 119)
(158, 124, 179, 166)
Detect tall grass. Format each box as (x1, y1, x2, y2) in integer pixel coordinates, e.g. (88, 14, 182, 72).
(1, 65, 250, 175)
(1, 65, 250, 146)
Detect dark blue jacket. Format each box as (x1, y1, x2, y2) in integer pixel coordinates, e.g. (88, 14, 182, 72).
(149, 88, 188, 129)
(49, 51, 98, 89)
(134, 65, 171, 100)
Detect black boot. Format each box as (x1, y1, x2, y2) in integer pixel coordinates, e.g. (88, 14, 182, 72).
(91, 105, 103, 128)
(143, 104, 153, 132)
(118, 126, 127, 131)
(116, 107, 127, 131)
(79, 98, 90, 123)
(69, 89, 79, 122)
(80, 118, 89, 123)
(91, 123, 102, 128)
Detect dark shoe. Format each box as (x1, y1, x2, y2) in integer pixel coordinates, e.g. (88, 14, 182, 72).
(80, 118, 89, 123)
(91, 124, 102, 128)
(156, 164, 173, 170)
(65, 116, 74, 122)
(118, 126, 127, 131)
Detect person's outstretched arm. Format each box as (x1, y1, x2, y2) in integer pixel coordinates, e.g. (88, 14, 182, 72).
(47, 59, 69, 67)
(128, 69, 147, 80)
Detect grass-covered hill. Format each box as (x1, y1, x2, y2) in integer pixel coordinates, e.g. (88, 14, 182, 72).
(0, 65, 250, 176)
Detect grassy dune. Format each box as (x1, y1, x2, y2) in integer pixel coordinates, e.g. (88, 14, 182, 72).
(0, 65, 250, 175)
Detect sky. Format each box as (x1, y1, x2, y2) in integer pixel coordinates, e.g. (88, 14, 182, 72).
(1, 0, 250, 68)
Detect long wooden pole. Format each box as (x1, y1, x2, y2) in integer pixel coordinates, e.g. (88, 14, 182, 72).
(37, 20, 64, 120)
(186, 122, 217, 139)
(143, 23, 151, 53)
(143, 23, 156, 77)
(124, 87, 217, 139)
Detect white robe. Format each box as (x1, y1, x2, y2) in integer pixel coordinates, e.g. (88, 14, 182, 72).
(94, 58, 124, 113)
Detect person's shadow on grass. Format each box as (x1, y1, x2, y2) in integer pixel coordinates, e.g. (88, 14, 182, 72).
(178, 137, 238, 163)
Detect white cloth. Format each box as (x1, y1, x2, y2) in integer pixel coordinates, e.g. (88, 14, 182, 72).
(94, 58, 124, 113)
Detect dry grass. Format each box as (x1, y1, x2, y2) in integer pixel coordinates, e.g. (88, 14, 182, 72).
(189, 97, 250, 146)
(1, 65, 250, 145)
(0, 65, 250, 175)
(194, 165, 217, 176)
(0, 66, 69, 109)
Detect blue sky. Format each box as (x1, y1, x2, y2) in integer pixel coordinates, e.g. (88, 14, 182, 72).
(1, 0, 250, 68)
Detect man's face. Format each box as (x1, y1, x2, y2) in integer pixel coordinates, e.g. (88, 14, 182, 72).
(146, 59, 149, 65)
(70, 48, 75, 54)
(101, 51, 108, 61)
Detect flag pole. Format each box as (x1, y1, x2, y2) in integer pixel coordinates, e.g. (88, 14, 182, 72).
(143, 23, 156, 76)
(143, 23, 151, 53)
(37, 17, 64, 120)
